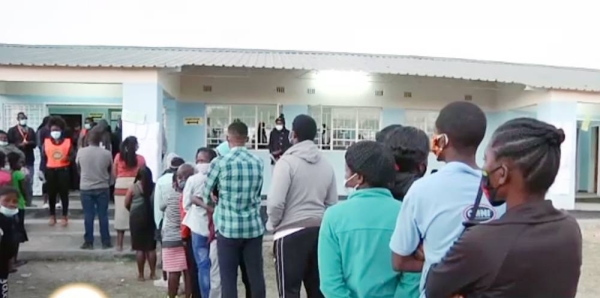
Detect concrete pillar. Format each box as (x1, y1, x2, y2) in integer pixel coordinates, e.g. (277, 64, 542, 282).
(536, 98, 577, 210)
(122, 83, 164, 177)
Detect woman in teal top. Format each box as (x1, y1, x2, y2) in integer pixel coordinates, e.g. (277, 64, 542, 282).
(318, 140, 419, 298)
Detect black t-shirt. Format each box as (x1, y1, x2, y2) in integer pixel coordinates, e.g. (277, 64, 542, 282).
(7, 125, 37, 166)
(0, 214, 18, 279)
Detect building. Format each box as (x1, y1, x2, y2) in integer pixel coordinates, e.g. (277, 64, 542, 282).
(1, 43, 600, 210)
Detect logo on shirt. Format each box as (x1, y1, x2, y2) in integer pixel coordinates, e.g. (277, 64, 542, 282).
(51, 149, 64, 160)
(462, 205, 496, 223)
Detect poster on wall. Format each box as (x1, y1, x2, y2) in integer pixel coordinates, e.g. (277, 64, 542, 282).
(548, 121, 574, 196)
(184, 117, 203, 126)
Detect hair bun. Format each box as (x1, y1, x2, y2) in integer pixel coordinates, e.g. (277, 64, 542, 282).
(547, 128, 565, 146)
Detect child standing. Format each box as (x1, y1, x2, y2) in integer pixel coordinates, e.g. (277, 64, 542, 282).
(7, 153, 28, 269)
(0, 186, 20, 298)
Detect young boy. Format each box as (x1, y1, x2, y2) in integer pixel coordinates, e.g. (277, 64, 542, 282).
(0, 186, 20, 298)
(7, 153, 28, 268)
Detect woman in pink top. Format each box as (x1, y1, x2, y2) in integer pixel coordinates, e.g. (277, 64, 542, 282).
(114, 136, 146, 251)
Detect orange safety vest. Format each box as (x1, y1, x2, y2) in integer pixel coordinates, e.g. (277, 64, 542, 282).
(44, 138, 72, 168)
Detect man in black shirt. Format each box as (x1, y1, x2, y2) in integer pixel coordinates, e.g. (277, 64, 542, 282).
(7, 112, 36, 207)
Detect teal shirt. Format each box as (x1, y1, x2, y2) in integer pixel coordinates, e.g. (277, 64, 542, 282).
(318, 188, 420, 298)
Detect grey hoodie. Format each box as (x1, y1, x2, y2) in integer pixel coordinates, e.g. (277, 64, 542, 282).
(266, 140, 338, 232)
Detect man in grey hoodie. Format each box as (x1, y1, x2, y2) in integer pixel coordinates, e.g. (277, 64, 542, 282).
(267, 114, 338, 298)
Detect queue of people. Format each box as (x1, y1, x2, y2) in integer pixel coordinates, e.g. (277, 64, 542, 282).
(0, 101, 585, 298)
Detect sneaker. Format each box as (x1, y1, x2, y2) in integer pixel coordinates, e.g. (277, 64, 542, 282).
(80, 242, 94, 250)
(55, 202, 62, 209)
(102, 243, 113, 250)
(43, 203, 49, 209)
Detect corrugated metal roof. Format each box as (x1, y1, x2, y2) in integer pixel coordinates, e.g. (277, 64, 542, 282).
(1, 43, 599, 91)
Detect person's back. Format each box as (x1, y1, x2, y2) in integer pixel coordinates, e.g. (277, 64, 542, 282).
(77, 145, 113, 190)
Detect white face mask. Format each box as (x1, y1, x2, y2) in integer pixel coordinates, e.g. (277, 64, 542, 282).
(84, 123, 91, 130)
(19, 120, 27, 126)
(344, 173, 359, 195)
(275, 125, 283, 131)
(195, 163, 211, 174)
(0, 206, 18, 217)
(50, 131, 62, 140)
(0, 141, 7, 147)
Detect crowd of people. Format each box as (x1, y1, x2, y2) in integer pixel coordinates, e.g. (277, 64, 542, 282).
(0, 100, 586, 298)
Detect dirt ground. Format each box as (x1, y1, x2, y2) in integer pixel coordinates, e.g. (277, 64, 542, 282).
(8, 219, 600, 298)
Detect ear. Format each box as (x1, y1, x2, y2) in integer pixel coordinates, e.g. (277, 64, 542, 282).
(498, 164, 509, 185)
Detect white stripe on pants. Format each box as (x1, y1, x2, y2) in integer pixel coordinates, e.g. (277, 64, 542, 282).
(209, 240, 221, 298)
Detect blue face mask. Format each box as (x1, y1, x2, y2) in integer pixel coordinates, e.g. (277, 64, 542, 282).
(0, 206, 18, 217)
(50, 131, 62, 140)
(178, 180, 186, 190)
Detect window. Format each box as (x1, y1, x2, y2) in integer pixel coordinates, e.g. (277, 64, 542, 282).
(206, 104, 279, 149)
(310, 106, 381, 150)
(404, 110, 439, 137)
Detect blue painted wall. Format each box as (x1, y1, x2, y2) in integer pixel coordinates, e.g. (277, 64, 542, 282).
(175, 101, 206, 162)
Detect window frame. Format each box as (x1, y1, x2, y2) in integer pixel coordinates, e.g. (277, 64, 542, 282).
(205, 104, 280, 150)
(310, 105, 382, 151)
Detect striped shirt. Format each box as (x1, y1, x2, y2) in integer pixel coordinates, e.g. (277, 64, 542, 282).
(155, 173, 183, 247)
(202, 146, 265, 239)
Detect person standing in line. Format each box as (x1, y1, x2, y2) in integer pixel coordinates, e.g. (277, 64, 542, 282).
(160, 164, 193, 298)
(7, 112, 36, 207)
(76, 127, 113, 250)
(268, 114, 292, 165)
(202, 121, 266, 298)
(40, 116, 75, 227)
(0, 131, 25, 165)
(183, 148, 218, 298)
(0, 186, 20, 298)
(318, 141, 405, 297)
(36, 117, 50, 209)
(7, 152, 29, 269)
(425, 118, 582, 298)
(125, 166, 158, 281)
(113, 136, 146, 251)
(177, 164, 200, 298)
(267, 114, 337, 298)
(76, 117, 96, 149)
(389, 102, 505, 297)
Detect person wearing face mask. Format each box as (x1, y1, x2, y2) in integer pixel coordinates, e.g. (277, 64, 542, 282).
(267, 114, 337, 298)
(7, 112, 36, 207)
(40, 116, 75, 227)
(318, 140, 405, 298)
(181, 148, 219, 298)
(268, 114, 292, 165)
(0, 186, 20, 298)
(0, 131, 25, 166)
(389, 102, 505, 298)
(425, 118, 582, 298)
(77, 117, 96, 149)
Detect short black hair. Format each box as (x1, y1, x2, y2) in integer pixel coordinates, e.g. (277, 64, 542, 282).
(17, 112, 26, 119)
(171, 157, 185, 168)
(228, 121, 248, 138)
(0, 130, 7, 136)
(0, 186, 19, 198)
(345, 141, 395, 188)
(376, 124, 403, 143)
(435, 101, 486, 151)
(490, 117, 564, 194)
(276, 114, 285, 124)
(85, 117, 94, 122)
(87, 126, 104, 145)
(292, 114, 317, 142)
(196, 147, 218, 161)
(7, 152, 21, 170)
(48, 116, 67, 130)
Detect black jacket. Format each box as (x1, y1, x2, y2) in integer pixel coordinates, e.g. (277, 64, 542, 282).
(7, 125, 37, 166)
(0, 214, 18, 279)
(426, 200, 582, 298)
(268, 128, 291, 163)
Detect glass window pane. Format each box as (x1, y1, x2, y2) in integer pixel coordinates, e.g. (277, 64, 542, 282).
(256, 105, 278, 149)
(206, 105, 229, 148)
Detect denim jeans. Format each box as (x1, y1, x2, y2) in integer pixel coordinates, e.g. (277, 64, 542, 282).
(80, 188, 111, 245)
(192, 232, 211, 298)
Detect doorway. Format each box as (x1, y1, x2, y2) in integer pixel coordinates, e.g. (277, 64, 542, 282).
(50, 113, 83, 139)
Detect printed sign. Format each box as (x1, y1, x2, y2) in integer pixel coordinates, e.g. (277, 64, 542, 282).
(88, 112, 105, 120)
(462, 205, 496, 223)
(184, 117, 203, 126)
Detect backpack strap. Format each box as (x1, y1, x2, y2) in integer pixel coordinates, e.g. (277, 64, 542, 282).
(462, 174, 486, 229)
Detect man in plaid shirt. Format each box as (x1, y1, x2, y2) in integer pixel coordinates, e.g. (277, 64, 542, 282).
(202, 121, 266, 298)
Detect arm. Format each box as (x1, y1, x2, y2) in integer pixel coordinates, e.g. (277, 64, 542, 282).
(268, 130, 277, 153)
(113, 155, 120, 178)
(7, 128, 16, 144)
(75, 150, 81, 175)
(325, 172, 338, 207)
(317, 210, 351, 298)
(390, 189, 424, 272)
(201, 160, 220, 203)
(124, 185, 135, 211)
(153, 182, 164, 227)
(266, 159, 292, 229)
(182, 178, 194, 210)
(39, 143, 47, 172)
(26, 128, 37, 149)
(68, 140, 76, 164)
(159, 186, 168, 212)
(17, 173, 28, 204)
(425, 229, 489, 298)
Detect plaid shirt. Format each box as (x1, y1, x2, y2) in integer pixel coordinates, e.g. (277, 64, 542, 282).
(202, 146, 265, 239)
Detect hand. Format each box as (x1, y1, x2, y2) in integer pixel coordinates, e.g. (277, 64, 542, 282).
(414, 243, 425, 261)
(210, 192, 219, 204)
(38, 172, 46, 183)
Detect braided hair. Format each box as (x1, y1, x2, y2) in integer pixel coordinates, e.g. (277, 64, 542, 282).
(489, 117, 565, 194)
(345, 140, 395, 189)
(378, 126, 430, 200)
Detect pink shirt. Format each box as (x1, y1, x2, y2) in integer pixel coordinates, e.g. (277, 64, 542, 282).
(114, 153, 146, 178)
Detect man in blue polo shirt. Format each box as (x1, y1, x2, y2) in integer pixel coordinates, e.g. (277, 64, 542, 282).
(390, 101, 506, 297)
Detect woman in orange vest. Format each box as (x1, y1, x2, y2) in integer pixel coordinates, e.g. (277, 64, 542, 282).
(39, 116, 75, 227)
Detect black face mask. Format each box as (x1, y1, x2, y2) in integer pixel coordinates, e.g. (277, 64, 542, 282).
(482, 167, 506, 207)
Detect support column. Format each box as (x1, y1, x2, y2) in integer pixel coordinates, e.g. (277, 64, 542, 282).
(536, 99, 577, 210)
(122, 83, 164, 178)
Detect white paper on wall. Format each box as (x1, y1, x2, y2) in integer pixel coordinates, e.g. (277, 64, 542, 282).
(122, 121, 161, 181)
(547, 121, 575, 196)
